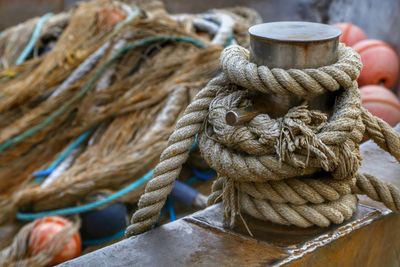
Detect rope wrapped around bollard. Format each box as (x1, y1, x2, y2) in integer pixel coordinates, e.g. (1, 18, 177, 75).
(126, 43, 400, 236)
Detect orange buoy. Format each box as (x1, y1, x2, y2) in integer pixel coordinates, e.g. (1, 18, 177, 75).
(360, 85, 400, 126)
(334, 23, 367, 46)
(353, 39, 399, 88)
(29, 216, 82, 266)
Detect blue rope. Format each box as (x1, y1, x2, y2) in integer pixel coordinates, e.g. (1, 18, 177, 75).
(16, 169, 154, 221)
(192, 168, 216, 181)
(191, 134, 198, 150)
(16, 13, 53, 65)
(185, 168, 216, 186)
(33, 129, 94, 182)
(166, 197, 176, 222)
(82, 229, 125, 246)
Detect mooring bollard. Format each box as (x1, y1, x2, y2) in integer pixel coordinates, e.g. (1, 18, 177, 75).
(228, 21, 343, 235)
(61, 22, 400, 267)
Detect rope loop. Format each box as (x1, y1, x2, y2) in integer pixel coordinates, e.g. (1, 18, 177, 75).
(220, 44, 362, 98)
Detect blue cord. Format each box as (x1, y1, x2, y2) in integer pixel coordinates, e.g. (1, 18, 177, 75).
(192, 168, 216, 181)
(185, 168, 216, 186)
(16, 169, 154, 221)
(185, 176, 198, 186)
(33, 129, 94, 182)
(191, 134, 198, 150)
(16, 13, 53, 65)
(166, 197, 176, 222)
(82, 229, 125, 246)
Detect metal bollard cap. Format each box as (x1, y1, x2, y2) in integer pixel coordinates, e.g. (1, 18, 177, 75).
(249, 21, 341, 69)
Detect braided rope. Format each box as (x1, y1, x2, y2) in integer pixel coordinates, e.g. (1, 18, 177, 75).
(353, 173, 400, 211)
(361, 108, 400, 161)
(126, 75, 223, 235)
(126, 44, 400, 236)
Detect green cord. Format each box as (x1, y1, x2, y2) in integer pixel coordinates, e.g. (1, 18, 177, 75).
(0, 36, 205, 153)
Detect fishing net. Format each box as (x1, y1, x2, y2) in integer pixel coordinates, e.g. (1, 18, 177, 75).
(0, 0, 260, 265)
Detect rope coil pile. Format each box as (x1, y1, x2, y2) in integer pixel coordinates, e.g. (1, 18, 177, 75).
(0, 1, 257, 214)
(126, 43, 400, 236)
(0, 1, 262, 265)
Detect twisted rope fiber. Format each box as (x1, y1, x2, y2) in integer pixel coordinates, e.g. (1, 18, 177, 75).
(126, 43, 400, 236)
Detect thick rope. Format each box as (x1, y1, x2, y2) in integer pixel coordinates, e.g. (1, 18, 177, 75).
(126, 43, 400, 236)
(361, 108, 400, 161)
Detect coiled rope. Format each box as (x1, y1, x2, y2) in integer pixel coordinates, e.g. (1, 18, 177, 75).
(0, 35, 205, 153)
(12, 35, 206, 221)
(126, 43, 400, 236)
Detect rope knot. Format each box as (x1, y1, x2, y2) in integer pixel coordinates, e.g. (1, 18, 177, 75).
(276, 105, 334, 169)
(199, 43, 368, 229)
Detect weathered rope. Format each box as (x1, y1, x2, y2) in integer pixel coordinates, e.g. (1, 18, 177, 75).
(126, 43, 400, 236)
(0, 35, 205, 153)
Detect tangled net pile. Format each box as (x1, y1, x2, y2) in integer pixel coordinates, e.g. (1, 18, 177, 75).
(126, 43, 400, 236)
(0, 0, 261, 265)
(0, 0, 258, 218)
